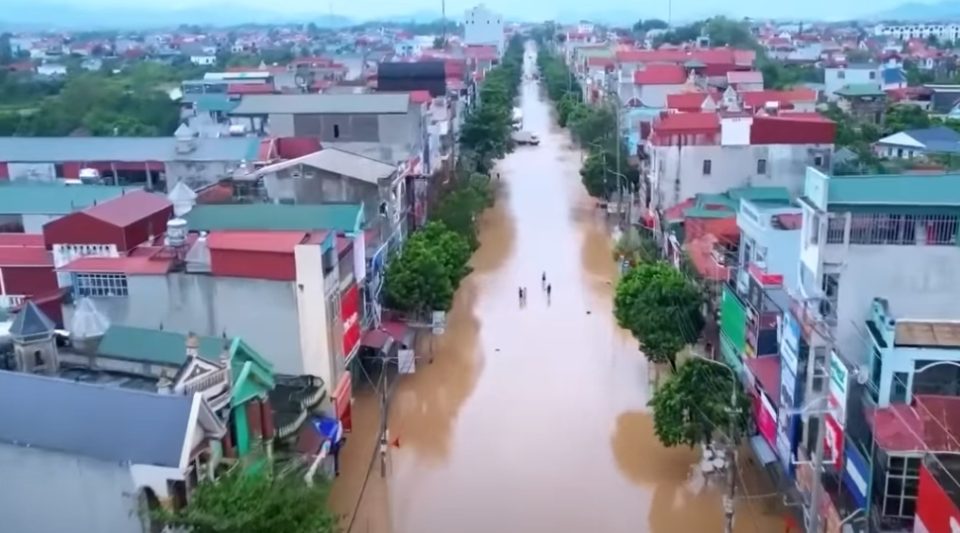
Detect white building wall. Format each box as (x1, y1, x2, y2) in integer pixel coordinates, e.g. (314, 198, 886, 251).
(463, 4, 505, 55)
(874, 23, 960, 42)
(824, 67, 880, 101)
(62, 273, 305, 376)
(649, 143, 832, 210)
(737, 202, 802, 291)
(295, 244, 334, 386)
(826, 243, 960, 366)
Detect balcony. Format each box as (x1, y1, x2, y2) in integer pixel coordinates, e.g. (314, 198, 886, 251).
(179, 367, 231, 410)
(0, 295, 26, 310)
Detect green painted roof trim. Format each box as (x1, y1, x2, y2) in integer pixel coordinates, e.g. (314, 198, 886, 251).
(230, 337, 275, 406)
(183, 203, 365, 235)
(826, 173, 960, 207)
(836, 83, 886, 97)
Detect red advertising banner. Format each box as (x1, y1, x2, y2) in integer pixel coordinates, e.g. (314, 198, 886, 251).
(915, 463, 960, 533)
(824, 414, 844, 469)
(758, 390, 778, 448)
(340, 283, 361, 359)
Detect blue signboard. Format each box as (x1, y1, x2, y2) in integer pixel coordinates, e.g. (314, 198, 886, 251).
(843, 445, 870, 509)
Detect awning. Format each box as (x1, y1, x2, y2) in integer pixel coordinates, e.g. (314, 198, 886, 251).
(745, 355, 781, 407)
(749, 434, 778, 466)
(359, 320, 412, 350)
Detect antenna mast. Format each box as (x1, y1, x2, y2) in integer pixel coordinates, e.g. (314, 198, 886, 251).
(442, 0, 447, 47)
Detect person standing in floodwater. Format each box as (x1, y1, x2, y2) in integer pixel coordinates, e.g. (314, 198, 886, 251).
(518, 286, 523, 306)
(541, 271, 546, 290)
(546, 283, 552, 304)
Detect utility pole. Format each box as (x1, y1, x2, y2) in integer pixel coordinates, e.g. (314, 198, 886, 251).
(441, 0, 447, 48)
(724, 370, 739, 533)
(807, 409, 828, 533)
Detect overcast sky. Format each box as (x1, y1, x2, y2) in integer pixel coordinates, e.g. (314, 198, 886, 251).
(35, 0, 934, 22)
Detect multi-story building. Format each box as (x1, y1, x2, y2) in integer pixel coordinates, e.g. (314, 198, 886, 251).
(824, 63, 881, 101)
(463, 4, 505, 56)
(230, 93, 426, 165)
(645, 112, 835, 213)
(798, 168, 960, 368)
(874, 23, 960, 42)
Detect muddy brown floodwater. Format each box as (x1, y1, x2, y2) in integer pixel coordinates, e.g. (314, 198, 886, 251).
(329, 42, 787, 533)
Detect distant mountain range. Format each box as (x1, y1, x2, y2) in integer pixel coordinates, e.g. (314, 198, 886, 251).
(867, 1, 960, 21)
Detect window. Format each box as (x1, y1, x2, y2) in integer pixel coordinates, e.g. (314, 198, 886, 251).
(812, 347, 828, 393)
(333, 124, 340, 139)
(826, 215, 846, 243)
(870, 347, 883, 402)
(891, 372, 909, 403)
(837, 70, 846, 79)
(869, 71, 877, 80)
(883, 455, 921, 519)
(809, 213, 821, 245)
(74, 273, 129, 297)
(702, 159, 712, 175)
(757, 158, 767, 175)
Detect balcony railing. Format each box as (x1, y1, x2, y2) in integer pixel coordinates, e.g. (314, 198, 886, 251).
(180, 367, 230, 402)
(0, 295, 25, 310)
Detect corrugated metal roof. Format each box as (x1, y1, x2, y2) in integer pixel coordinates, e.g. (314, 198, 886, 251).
(633, 64, 687, 85)
(58, 255, 174, 275)
(0, 246, 53, 267)
(231, 93, 410, 115)
(0, 183, 130, 215)
(0, 234, 45, 247)
(253, 147, 396, 183)
(0, 370, 193, 467)
(83, 190, 171, 228)
(98, 325, 224, 366)
(183, 203, 364, 234)
(194, 94, 239, 113)
(206, 231, 309, 253)
(0, 137, 260, 163)
(9, 301, 55, 338)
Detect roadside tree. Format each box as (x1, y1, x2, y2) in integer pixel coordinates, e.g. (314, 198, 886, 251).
(648, 358, 750, 448)
(613, 262, 704, 369)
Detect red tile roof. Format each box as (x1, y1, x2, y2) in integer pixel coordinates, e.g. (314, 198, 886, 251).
(276, 137, 321, 159)
(0, 234, 45, 247)
(464, 45, 498, 61)
(867, 395, 960, 453)
(745, 355, 781, 404)
(228, 83, 276, 95)
(0, 247, 53, 267)
(653, 112, 720, 133)
(750, 115, 836, 145)
(666, 92, 711, 112)
(634, 65, 688, 85)
(206, 231, 308, 253)
(58, 255, 173, 275)
(686, 234, 730, 281)
(84, 191, 172, 228)
(741, 89, 817, 109)
(409, 90, 432, 104)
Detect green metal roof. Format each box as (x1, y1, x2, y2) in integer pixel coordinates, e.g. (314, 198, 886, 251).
(183, 203, 365, 234)
(0, 182, 132, 215)
(195, 94, 239, 113)
(579, 47, 615, 59)
(98, 325, 225, 366)
(836, 83, 886, 98)
(826, 173, 960, 207)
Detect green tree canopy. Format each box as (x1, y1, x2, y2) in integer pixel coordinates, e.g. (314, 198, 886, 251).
(155, 469, 337, 533)
(614, 262, 704, 368)
(384, 237, 455, 314)
(648, 358, 751, 448)
(633, 19, 669, 33)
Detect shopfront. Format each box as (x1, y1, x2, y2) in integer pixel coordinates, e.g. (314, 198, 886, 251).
(777, 310, 806, 477)
(340, 282, 361, 362)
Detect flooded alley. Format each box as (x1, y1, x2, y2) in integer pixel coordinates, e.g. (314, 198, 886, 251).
(329, 43, 786, 533)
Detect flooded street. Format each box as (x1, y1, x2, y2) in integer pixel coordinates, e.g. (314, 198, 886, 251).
(329, 43, 785, 533)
